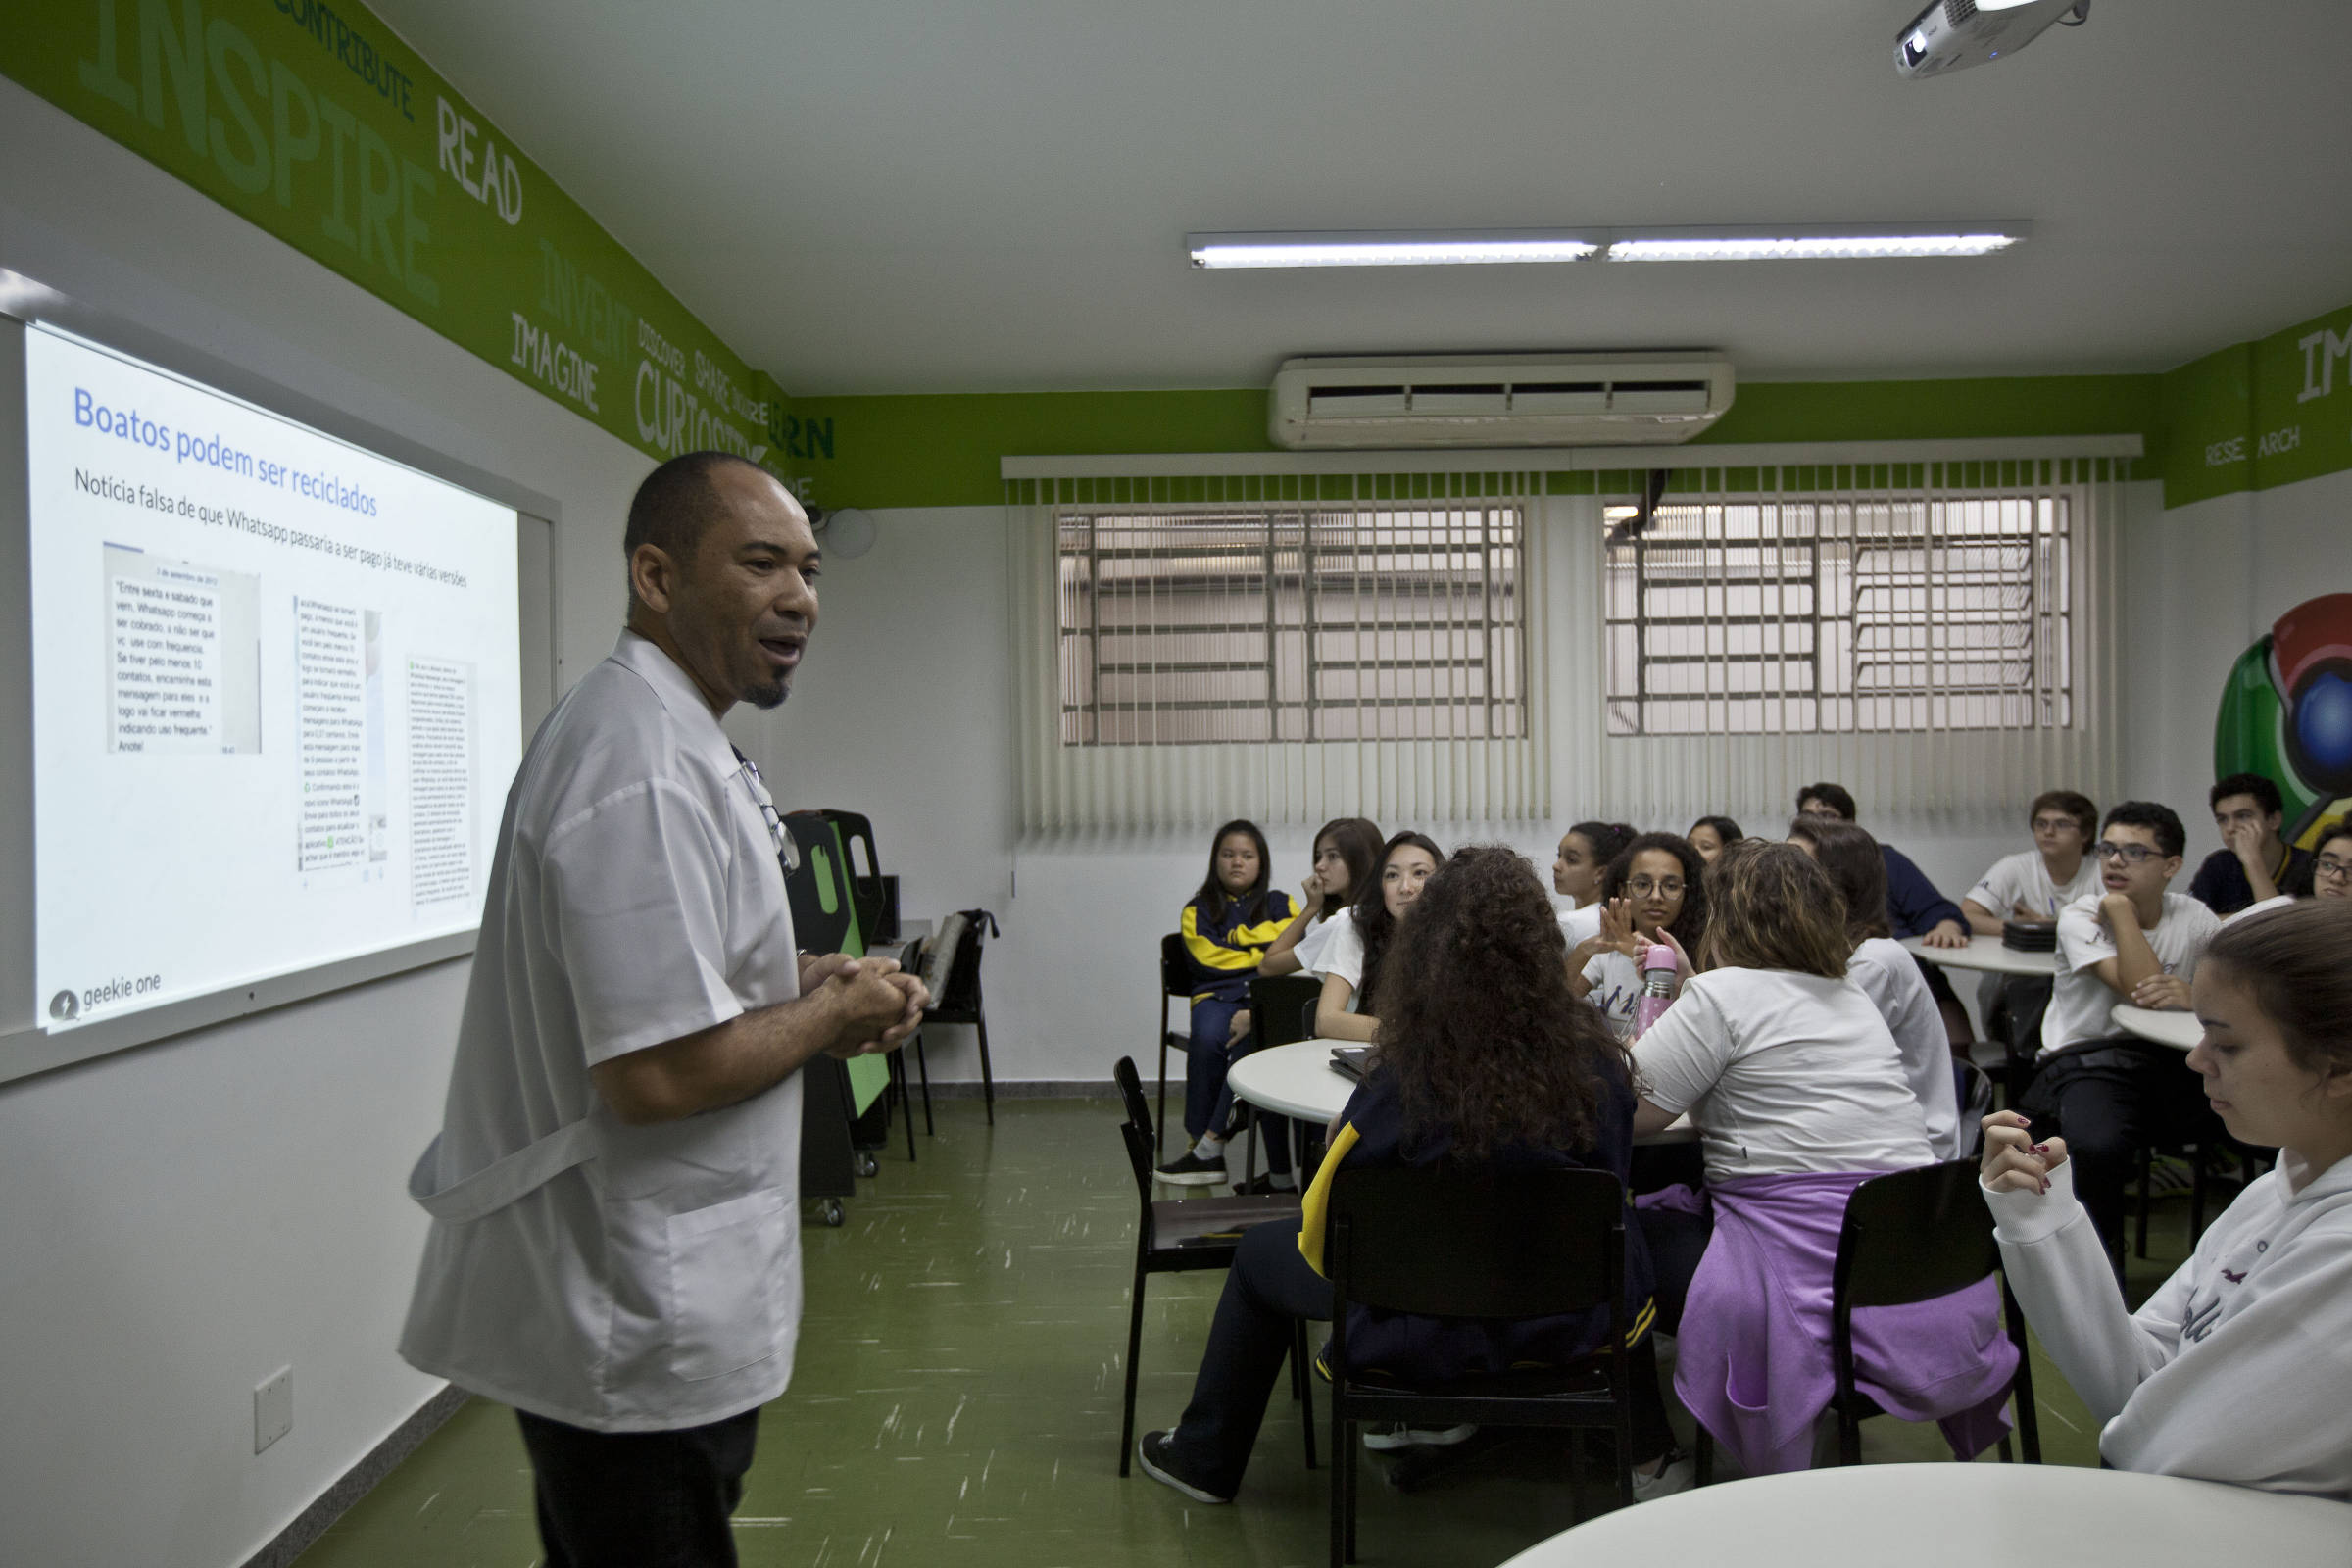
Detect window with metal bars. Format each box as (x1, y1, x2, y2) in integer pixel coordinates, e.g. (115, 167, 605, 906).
(1055, 506, 1528, 746)
(1604, 493, 2073, 736)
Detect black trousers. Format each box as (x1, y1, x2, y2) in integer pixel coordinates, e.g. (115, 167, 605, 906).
(514, 1405, 760, 1568)
(2021, 1040, 2226, 1268)
(1164, 1221, 1675, 1498)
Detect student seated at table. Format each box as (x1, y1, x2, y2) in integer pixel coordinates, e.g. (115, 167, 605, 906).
(1797, 782, 1974, 1047)
(1568, 832, 1710, 1041)
(1788, 817, 1965, 1160)
(2020, 802, 2224, 1264)
(1962, 790, 2103, 932)
(1258, 817, 1383, 978)
(1981, 900, 2352, 1497)
(1315, 832, 1441, 1043)
(1159, 819, 1297, 1186)
(1630, 840, 2017, 1476)
(1687, 815, 1741, 867)
(2226, 820, 2352, 923)
(1137, 846, 1686, 1504)
(2190, 772, 2317, 916)
(1552, 819, 1636, 948)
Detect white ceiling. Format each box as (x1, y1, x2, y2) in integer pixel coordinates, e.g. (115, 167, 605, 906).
(369, 0, 2352, 396)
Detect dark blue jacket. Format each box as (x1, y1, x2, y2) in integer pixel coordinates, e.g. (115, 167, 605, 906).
(1882, 845, 1963, 939)
(1177, 890, 1297, 1004)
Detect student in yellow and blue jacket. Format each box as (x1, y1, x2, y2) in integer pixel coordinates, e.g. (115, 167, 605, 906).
(1157, 819, 1296, 1185)
(1136, 846, 1688, 1505)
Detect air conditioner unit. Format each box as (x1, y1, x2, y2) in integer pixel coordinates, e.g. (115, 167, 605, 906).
(1268, 353, 1735, 450)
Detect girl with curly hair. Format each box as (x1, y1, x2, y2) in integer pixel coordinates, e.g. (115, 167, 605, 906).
(1569, 832, 1710, 1040)
(1138, 845, 1684, 1504)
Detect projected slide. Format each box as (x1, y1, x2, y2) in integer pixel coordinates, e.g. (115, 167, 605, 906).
(27, 327, 521, 1032)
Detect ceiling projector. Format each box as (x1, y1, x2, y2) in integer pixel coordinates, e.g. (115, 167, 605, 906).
(1894, 0, 2087, 78)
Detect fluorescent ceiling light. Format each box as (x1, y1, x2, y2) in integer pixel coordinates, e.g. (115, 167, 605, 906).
(1607, 232, 2022, 262)
(1189, 231, 1600, 269)
(1188, 223, 2028, 269)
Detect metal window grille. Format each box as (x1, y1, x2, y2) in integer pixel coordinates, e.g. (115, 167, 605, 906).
(1605, 493, 2073, 737)
(1056, 505, 1528, 747)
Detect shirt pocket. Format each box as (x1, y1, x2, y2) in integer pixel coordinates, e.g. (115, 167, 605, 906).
(662, 1187, 793, 1382)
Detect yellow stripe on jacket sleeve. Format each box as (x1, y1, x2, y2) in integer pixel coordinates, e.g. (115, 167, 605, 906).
(1296, 1121, 1361, 1278)
(1230, 915, 1293, 950)
(1181, 905, 1263, 973)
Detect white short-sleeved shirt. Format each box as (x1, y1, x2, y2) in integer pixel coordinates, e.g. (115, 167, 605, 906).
(1317, 913, 1370, 1014)
(1967, 850, 2102, 923)
(1632, 968, 1933, 1183)
(401, 632, 806, 1432)
(1294, 906, 1353, 976)
(1557, 901, 1604, 950)
(1580, 949, 1644, 1041)
(1849, 936, 1963, 1160)
(2042, 891, 2223, 1062)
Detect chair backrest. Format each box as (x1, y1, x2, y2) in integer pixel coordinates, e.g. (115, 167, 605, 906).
(1158, 933, 1190, 1002)
(931, 909, 996, 1015)
(1327, 1165, 1623, 1320)
(1111, 1057, 1156, 1202)
(1833, 1160, 2001, 1311)
(1953, 1060, 1995, 1157)
(1302, 998, 1323, 1041)
(1249, 974, 1324, 1051)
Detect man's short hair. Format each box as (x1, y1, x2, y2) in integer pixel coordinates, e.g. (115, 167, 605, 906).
(2104, 801, 2186, 859)
(622, 451, 776, 604)
(1794, 782, 1857, 821)
(2210, 771, 2284, 818)
(2031, 789, 2098, 838)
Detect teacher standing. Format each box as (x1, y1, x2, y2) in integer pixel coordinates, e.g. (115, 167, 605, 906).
(399, 451, 925, 1568)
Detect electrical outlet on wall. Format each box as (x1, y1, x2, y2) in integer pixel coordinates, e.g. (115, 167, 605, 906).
(255, 1366, 293, 1454)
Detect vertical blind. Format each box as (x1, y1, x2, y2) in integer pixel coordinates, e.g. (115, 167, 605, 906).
(1007, 471, 1550, 831)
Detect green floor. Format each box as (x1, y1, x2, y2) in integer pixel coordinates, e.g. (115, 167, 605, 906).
(297, 1098, 2204, 1568)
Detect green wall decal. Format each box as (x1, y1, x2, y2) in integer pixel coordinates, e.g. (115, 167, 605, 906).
(1, 0, 795, 476)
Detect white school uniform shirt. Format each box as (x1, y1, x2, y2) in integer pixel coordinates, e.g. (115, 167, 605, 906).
(1631, 967, 1932, 1185)
(1985, 1153, 2352, 1496)
(1579, 949, 1644, 1041)
(2041, 891, 2222, 1062)
(1967, 849, 2102, 923)
(1847, 937, 1964, 1160)
(1557, 901, 1604, 950)
(400, 631, 806, 1433)
(1294, 906, 1353, 976)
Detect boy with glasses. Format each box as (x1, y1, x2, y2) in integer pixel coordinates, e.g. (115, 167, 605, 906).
(2022, 802, 2224, 1270)
(2188, 772, 2316, 915)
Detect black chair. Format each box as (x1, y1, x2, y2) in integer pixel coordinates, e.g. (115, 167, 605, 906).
(2133, 1141, 2270, 1259)
(1954, 1058, 1996, 1158)
(1234, 973, 1326, 1184)
(1112, 1057, 1316, 1479)
(1326, 1166, 1635, 1567)
(1696, 1159, 2041, 1479)
(922, 910, 999, 1125)
(1154, 934, 1196, 1157)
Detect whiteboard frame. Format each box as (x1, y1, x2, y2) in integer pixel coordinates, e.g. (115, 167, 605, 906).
(0, 271, 561, 1086)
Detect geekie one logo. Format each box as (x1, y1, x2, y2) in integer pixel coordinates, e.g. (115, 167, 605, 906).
(50, 973, 165, 1020)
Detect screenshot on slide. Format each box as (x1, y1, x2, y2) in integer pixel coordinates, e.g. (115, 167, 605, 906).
(26, 326, 522, 1032)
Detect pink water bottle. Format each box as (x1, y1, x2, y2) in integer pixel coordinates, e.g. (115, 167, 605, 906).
(1631, 943, 1680, 1038)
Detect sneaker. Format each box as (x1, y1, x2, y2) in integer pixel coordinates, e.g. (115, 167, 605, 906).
(1155, 1149, 1228, 1186)
(1632, 1453, 1696, 1502)
(1231, 1173, 1299, 1197)
(1361, 1422, 1479, 1451)
(1137, 1431, 1233, 1503)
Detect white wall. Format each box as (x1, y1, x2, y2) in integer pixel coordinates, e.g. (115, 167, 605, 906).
(0, 81, 653, 1568)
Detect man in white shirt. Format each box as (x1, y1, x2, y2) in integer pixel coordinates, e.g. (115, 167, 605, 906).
(2021, 801, 2223, 1272)
(400, 453, 925, 1568)
(1961, 789, 2104, 1064)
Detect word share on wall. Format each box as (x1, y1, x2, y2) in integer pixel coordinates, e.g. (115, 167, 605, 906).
(26, 325, 522, 1033)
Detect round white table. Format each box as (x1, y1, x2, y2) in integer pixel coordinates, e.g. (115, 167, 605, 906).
(2113, 1004, 2203, 1052)
(1494, 1461, 2352, 1568)
(1901, 934, 2059, 976)
(1225, 1041, 1697, 1145)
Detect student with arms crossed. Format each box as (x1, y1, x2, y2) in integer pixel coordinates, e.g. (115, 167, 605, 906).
(1981, 900, 2352, 1496)
(1314, 833, 1441, 1043)
(1137, 847, 1686, 1504)
(1568, 832, 1710, 1042)
(1552, 820, 1636, 949)
(2189, 773, 2317, 916)
(1630, 841, 2016, 1476)
(2020, 802, 2224, 1264)
(1159, 820, 1296, 1185)
(1787, 817, 1964, 1160)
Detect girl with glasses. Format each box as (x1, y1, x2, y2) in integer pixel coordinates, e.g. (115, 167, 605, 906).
(1569, 832, 1709, 1041)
